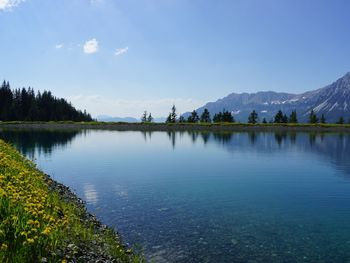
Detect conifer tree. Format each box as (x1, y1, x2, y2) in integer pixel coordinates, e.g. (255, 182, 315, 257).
(147, 113, 153, 122)
(289, 110, 298, 123)
(166, 105, 177, 123)
(222, 110, 234, 122)
(308, 110, 318, 124)
(274, 110, 284, 123)
(200, 108, 211, 123)
(187, 110, 199, 123)
(141, 111, 148, 122)
(337, 116, 344, 124)
(320, 114, 326, 124)
(248, 110, 258, 124)
(213, 112, 222, 123)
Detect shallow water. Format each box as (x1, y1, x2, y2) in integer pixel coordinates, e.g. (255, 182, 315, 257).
(2, 129, 350, 262)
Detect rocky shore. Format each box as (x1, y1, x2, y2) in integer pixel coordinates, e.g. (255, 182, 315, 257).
(43, 174, 137, 263)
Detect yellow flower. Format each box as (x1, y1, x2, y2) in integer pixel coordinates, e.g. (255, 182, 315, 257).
(1, 243, 8, 250)
(42, 227, 51, 235)
(26, 238, 35, 244)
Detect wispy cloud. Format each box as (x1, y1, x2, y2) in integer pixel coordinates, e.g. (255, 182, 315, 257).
(55, 43, 63, 49)
(83, 38, 99, 54)
(114, 47, 128, 56)
(0, 0, 25, 10)
(90, 0, 104, 5)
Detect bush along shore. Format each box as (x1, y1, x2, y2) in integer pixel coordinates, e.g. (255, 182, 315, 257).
(0, 139, 143, 263)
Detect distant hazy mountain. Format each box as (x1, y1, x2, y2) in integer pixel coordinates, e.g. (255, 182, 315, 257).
(96, 115, 167, 123)
(187, 72, 350, 123)
(96, 115, 139, 122)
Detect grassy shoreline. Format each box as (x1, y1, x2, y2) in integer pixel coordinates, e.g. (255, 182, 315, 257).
(1, 121, 350, 132)
(0, 139, 143, 263)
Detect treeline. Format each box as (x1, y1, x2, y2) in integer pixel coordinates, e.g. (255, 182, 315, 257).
(153, 105, 350, 124)
(0, 81, 93, 121)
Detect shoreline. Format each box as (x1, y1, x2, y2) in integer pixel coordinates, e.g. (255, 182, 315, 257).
(0, 140, 143, 262)
(1, 121, 350, 132)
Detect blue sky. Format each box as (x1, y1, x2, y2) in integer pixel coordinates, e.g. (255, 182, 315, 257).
(1, 0, 350, 117)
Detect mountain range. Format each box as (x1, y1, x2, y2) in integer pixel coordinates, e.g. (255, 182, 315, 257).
(96, 115, 167, 123)
(188, 72, 350, 123)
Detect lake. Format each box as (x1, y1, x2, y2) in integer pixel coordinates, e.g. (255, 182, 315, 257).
(1, 128, 350, 262)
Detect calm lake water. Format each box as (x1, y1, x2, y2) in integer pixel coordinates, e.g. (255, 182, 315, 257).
(1, 128, 350, 262)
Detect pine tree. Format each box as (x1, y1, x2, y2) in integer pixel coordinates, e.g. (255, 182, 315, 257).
(262, 118, 267, 124)
(213, 112, 222, 122)
(248, 110, 258, 124)
(222, 110, 234, 122)
(289, 110, 298, 123)
(337, 116, 344, 124)
(282, 114, 288, 123)
(147, 113, 153, 122)
(200, 108, 211, 123)
(141, 111, 148, 122)
(309, 110, 318, 124)
(187, 110, 199, 123)
(166, 105, 177, 123)
(320, 114, 326, 124)
(274, 110, 284, 123)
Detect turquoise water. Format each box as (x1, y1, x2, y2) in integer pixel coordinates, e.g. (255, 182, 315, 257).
(1, 129, 350, 262)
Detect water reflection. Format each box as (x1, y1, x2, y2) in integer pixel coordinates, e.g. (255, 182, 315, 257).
(83, 183, 99, 205)
(0, 128, 82, 159)
(140, 130, 350, 178)
(2, 128, 350, 178)
(2, 128, 350, 262)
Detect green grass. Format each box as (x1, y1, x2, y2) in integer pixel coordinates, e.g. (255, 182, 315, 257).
(0, 140, 143, 263)
(1, 120, 350, 130)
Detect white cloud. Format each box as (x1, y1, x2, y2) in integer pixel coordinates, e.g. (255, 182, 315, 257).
(114, 47, 128, 56)
(67, 95, 204, 118)
(0, 0, 24, 10)
(90, 0, 104, 4)
(83, 38, 99, 54)
(55, 43, 63, 49)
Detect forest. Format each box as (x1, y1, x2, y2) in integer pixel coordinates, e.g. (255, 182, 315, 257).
(0, 81, 93, 122)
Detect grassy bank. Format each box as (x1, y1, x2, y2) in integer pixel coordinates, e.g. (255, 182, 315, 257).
(1, 121, 350, 133)
(0, 139, 143, 262)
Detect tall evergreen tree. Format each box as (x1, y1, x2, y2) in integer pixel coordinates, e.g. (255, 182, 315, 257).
(309, 110, 318, 124)
(166, 105, 177, 123)
(222, 110, 234, 122)
(337, 116, 344, 124)
(147, 113, 153, 123)
(320, 114, 326, 124)
(212, 110, 234, 122)
(289, 110, 298, 123)
(200, 108, 211, 123)
(274, 110, 284, 123)
(141, 111, 148, 122)
(187, 110, 200, 123)
(213, 112, 222, 123)
(248, 110, 258, 124)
